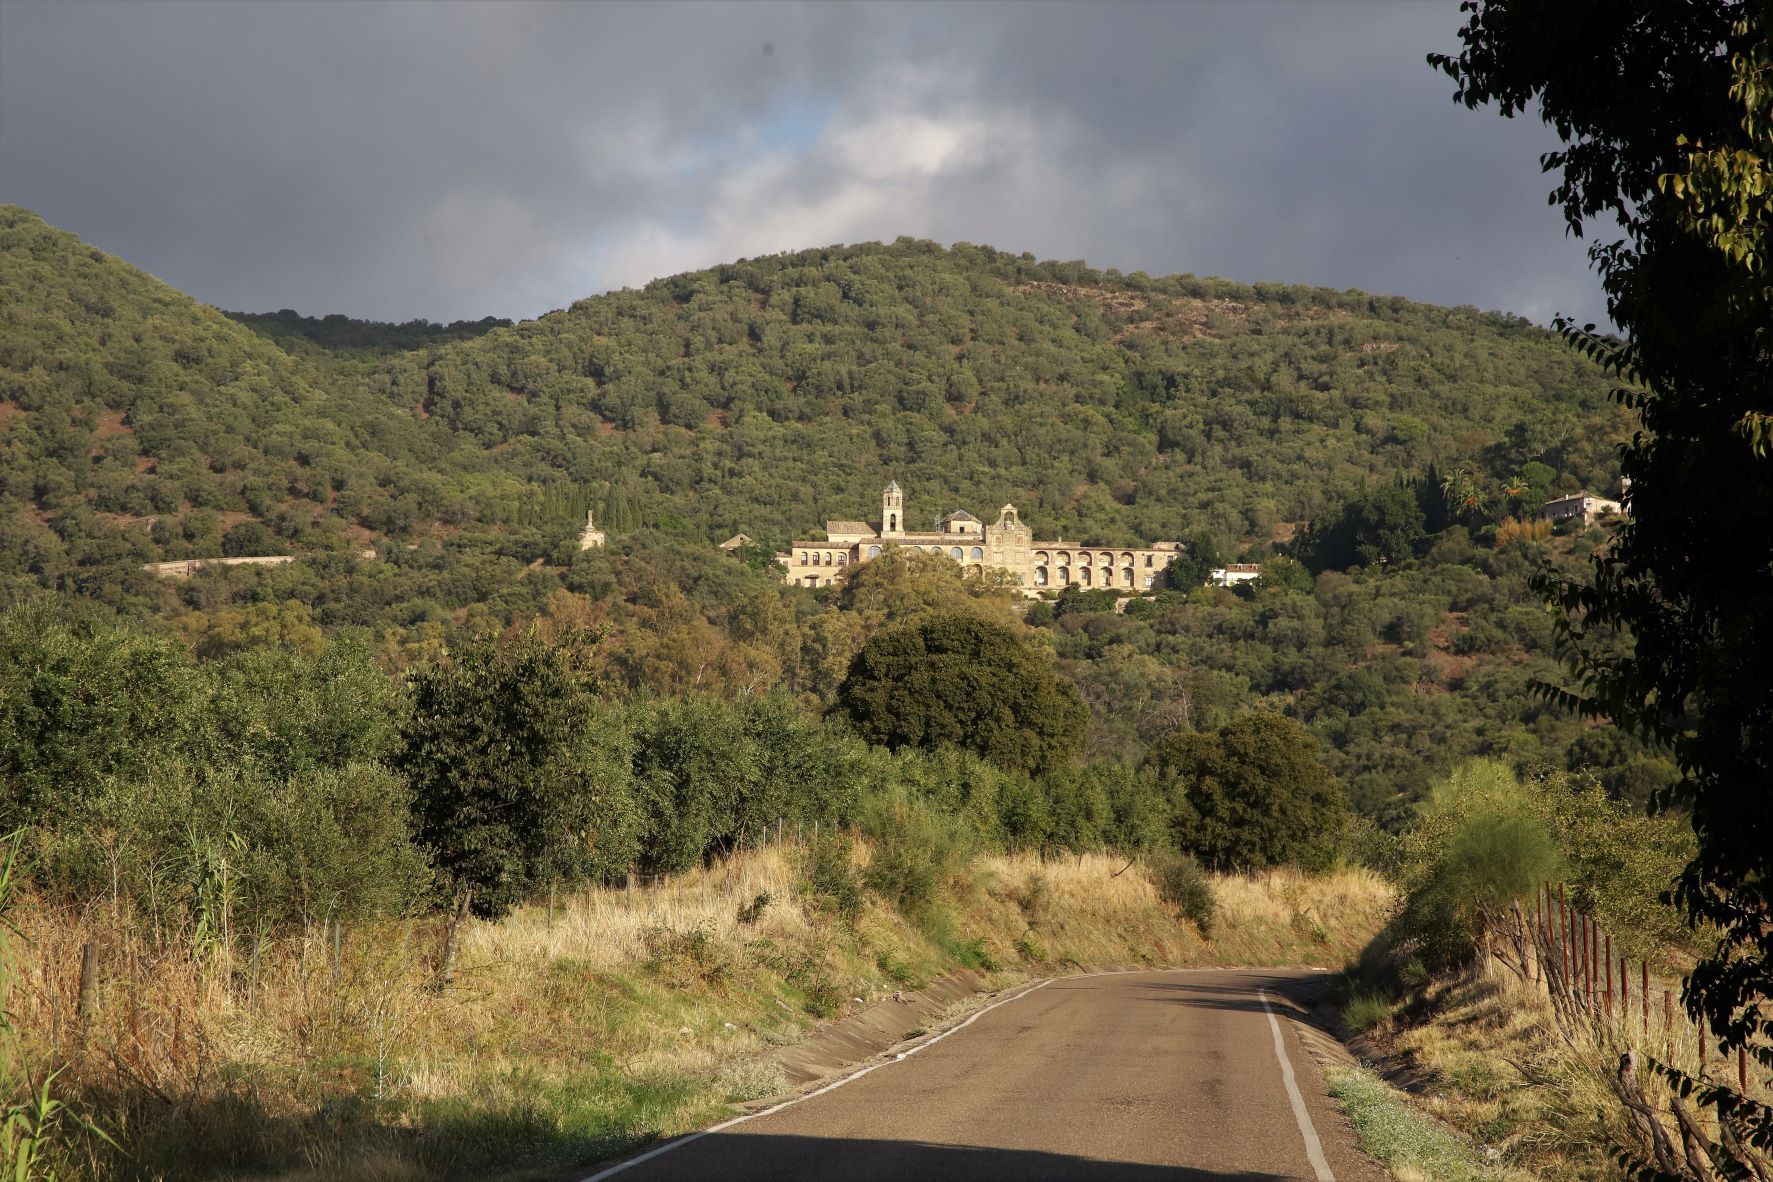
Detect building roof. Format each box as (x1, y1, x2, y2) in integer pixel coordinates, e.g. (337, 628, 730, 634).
(824, 520, 875, 536)
(939, 510, 981, 524)
(885, 480, 901, 493)
(717, 533, 752, 550)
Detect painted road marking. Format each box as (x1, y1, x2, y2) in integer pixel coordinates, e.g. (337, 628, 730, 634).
(1259, 987, 1335, 1182)
(577, 977, 1056, 1181)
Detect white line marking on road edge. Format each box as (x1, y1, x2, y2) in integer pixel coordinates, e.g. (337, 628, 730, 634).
(575, 977, 1057, 1181)
(1258, 987, 1336, 1182)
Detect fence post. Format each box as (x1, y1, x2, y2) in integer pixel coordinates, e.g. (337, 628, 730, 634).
(1605, 932, 1614, 1020)
(1593, 920, 1602, 1013)
(76, 941, 97, 1036)
(1641, 961, 1649, 1043)
(1559, 885, 1570, 997)
(1581, 912, 1592, 1008)
(1664, 989, 1674, 1061)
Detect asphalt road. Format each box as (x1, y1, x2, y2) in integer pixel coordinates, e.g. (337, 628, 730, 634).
(583, 968, 1386, 1182)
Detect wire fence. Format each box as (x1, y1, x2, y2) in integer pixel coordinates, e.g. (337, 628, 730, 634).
(1484, 881, 1771, 1177)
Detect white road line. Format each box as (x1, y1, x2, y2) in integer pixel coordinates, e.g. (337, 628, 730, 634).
(1258, 987, 1335, 1182)
(576, 977, 1056, 1181)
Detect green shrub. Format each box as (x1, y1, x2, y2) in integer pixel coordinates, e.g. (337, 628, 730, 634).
(1152, 852, 1217, 937)
(1387, 760, 1563, 972)
(861, 795, 972, 918)
(640, 923, 731, 990)
(1148, 713, 1348, 872)
(1017, 871, 1050, 925)
(397, 629, 637, 920)
(38, 759, 428, 935)
(799, 977, 842, 1018)
(716, 1058, 787, 1102)
(1343, 990, 1393, 1033)
(800, 833, 864, 925)
(874, 950, 917, 986)
(735, 891, 772, 925)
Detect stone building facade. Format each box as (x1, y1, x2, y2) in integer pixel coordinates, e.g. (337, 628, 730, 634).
(779, 482, 1183, 595)
(1537, 491, 1623, 528)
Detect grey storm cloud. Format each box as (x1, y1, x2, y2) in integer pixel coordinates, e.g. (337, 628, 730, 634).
(0, 0, 1609, 328)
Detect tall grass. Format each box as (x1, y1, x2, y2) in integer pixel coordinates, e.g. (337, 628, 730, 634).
(1372, 958, 1773, 1181)
(7, 840, 1393, 1181)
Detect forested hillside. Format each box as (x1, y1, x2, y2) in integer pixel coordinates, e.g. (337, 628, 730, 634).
(0, 204, 1662, 817)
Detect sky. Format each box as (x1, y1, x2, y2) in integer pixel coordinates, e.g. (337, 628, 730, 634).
(0, 0, 1611, 329)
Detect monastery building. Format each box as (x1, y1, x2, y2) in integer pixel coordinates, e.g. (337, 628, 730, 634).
(779, 482, 1183, 595)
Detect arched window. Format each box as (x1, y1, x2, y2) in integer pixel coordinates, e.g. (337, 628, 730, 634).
(929, 546, 943, 554)
(836, 553, 847, 566)
(888, 513, 898, 531)
(1122, 568, 1134, 586)
(1035, 567, 1049, 586)
(1035, 551, 1049, 565)
(1121, 552, 1134, 565)
(969, 546, 983, 560)
(1057, 551, 1070, 566)
(799, 552, 808, 565)
(949, 547, 963, 560)
(1058, 567, 1070, 585)
(867, 545, 881, 558)
(1079, 567, 1092, 586)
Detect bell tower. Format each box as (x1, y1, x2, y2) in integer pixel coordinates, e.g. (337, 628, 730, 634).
(882, 480, 904, 537)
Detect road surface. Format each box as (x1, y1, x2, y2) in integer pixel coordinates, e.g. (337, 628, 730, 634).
(582, 968, 1386, 1181)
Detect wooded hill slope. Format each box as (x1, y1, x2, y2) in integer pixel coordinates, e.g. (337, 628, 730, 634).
(3, 204, 1622, 575)
(0, 205, 1656, 814)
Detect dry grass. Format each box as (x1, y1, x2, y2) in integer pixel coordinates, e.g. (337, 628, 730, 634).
(9, 846, 1393, 1181)
(1362, 958, 1773, 1181)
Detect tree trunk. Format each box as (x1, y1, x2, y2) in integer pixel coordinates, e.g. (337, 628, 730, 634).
(437, 887, 473, 989)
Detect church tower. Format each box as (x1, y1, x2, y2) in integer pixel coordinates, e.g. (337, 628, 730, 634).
(882, 480, 904, 537)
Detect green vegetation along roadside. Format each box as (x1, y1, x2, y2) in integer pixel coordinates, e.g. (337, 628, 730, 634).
(1330, 758, 1770, 1180)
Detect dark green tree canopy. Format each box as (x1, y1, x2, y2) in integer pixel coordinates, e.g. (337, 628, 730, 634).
(393, 628, 636, 919)
(834, 611, 1087, 777)
(1300, 483, 1428, 573)
(1149, 712, 1348, 872)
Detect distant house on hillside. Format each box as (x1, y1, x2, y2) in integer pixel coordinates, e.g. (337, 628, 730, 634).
(1209, 564, 1262, 587)
(718, 533, 753, 551)
(1538, 492, 1622, 528)
(141, 555, 299, 580)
